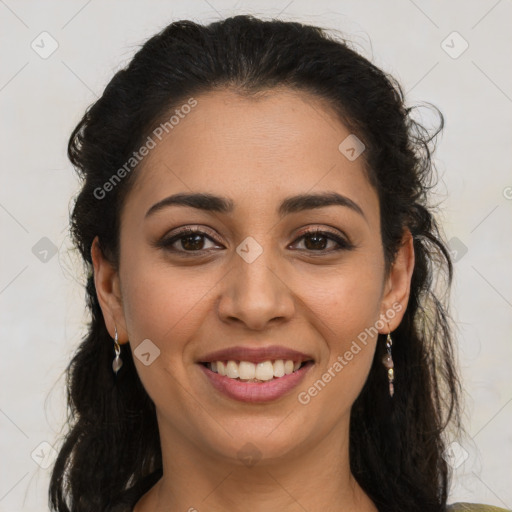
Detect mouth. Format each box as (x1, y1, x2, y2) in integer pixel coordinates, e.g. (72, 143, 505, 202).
(196, 345, 315, 402)
(199, 359, 314, 383)
(198, 359, 314, 402)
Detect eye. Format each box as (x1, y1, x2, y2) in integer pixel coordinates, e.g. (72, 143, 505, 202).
(156, 226, 353, 256)
(290, 228, 353, 253)
(157, 227, 222, 254)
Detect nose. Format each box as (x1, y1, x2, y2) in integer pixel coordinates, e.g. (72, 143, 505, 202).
(216, 244, 295, 331)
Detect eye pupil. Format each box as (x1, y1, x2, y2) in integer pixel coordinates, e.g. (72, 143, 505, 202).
(181, 234, 205, 250)
(304, 233, 328, 251)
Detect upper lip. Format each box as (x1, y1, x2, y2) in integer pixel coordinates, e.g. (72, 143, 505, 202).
(198, 345, 314, 364)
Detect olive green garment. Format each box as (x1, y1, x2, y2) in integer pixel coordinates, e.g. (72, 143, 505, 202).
(447, 503, 511, 511)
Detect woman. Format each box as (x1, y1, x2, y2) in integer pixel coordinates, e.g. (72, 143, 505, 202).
(48, 14, 509, 512)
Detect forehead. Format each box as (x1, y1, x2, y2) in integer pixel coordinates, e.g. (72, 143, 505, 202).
(123, 88, 379, 224)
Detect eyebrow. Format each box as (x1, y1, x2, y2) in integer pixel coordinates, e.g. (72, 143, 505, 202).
(145, 191, 367, 222)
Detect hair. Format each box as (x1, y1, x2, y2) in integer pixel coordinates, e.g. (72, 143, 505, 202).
(49, 14, 463, 512)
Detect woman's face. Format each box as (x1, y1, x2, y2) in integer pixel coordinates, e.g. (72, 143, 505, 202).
(93, 87, 413, 465)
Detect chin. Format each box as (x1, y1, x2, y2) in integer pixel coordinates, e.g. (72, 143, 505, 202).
(198, 419, 310, 468)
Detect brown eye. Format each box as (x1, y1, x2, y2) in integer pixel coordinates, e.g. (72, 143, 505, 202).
(292, 229, 353, 253)
(158, 228, 222, 254)
(156, 226, 353, 257)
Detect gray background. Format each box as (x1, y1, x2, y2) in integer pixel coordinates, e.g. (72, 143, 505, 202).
(1, 1, 511, 510)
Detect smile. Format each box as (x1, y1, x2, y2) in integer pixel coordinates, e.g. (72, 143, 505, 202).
(198, 360, 314, 402)
(203, 359, 307, 382)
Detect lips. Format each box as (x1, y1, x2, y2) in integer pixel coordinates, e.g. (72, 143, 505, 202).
(196, 345, 315, 402)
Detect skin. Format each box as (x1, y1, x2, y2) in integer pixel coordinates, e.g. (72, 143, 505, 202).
(92, 87, 414, 512)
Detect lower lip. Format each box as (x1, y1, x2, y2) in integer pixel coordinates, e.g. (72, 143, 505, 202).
(198, 362, 314, 403)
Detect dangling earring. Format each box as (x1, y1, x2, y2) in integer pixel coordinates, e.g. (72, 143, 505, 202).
(381, 325, 395, 397)
(112, 326, 123, 375)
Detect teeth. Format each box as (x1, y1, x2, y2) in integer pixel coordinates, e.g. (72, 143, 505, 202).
(273, 359, 285, 377)
(226, 360, 239, 379)
(207, 359, 306, 380)
(255, 361, 274, 381)
(239, 361, 255, 380)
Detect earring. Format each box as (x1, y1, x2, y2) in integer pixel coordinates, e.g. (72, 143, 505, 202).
(381, 327, 395, 397)
(112, 326, 123, 375)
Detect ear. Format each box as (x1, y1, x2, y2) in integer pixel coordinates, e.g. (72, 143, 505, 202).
(90, 236, 129, 344)
(378, 229, 415, 333)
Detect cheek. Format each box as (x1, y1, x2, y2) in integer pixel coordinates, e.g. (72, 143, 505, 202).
(287, 260, 384, 438)
(292, 256, 383, 391)
(120, 258, 217, 349)
(118, 254, 221, 418)
(296, 257, 384, 341)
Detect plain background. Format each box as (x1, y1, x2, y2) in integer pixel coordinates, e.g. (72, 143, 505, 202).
(1, 1, 511, 511)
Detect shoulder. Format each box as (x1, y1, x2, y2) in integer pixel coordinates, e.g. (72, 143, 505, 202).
(447, 503, 511, 512)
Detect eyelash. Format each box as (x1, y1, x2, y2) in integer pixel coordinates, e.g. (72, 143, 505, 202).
(156, 226, 354, 256)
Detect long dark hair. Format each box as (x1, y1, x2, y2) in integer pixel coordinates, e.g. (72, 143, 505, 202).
(49, 14, 463, 512)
